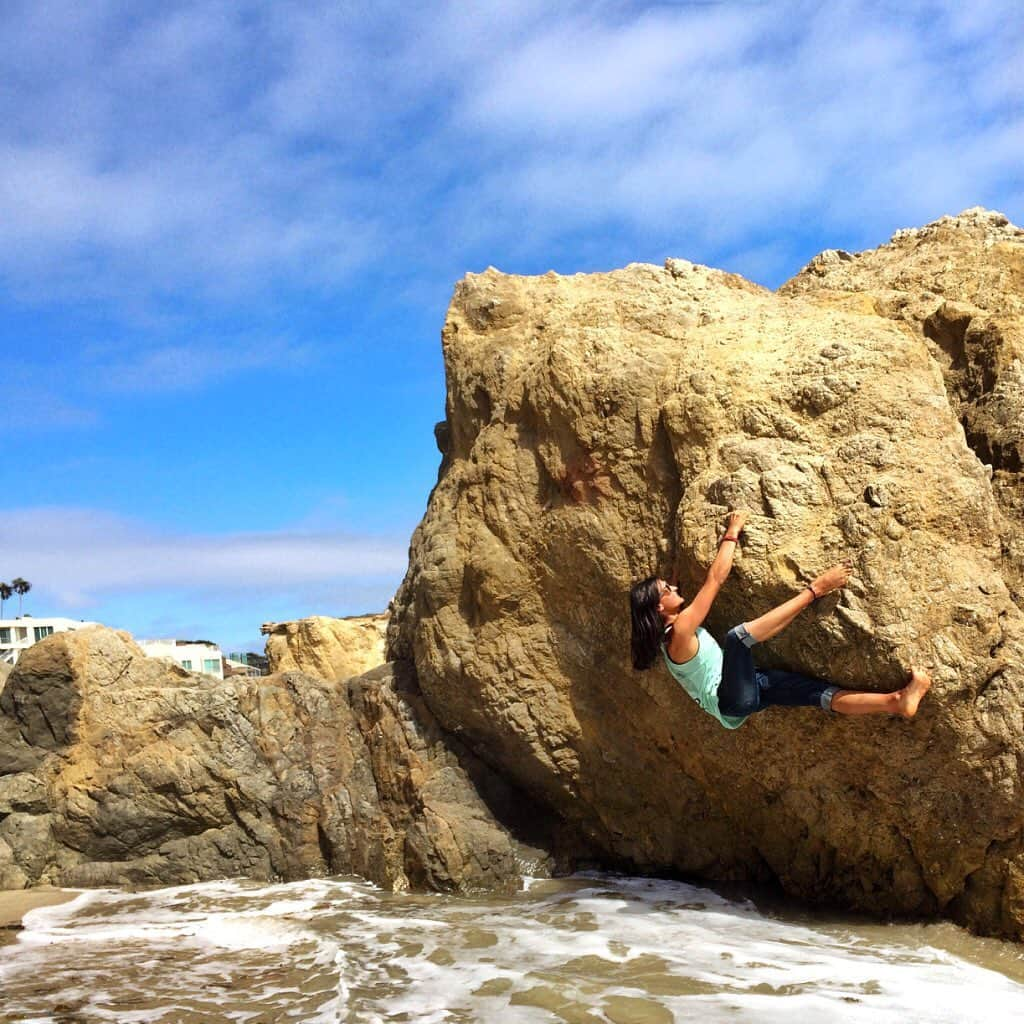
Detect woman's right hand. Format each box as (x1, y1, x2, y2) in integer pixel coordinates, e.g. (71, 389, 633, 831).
(811, 560, 855, 597)
(724, 510, 748, 538)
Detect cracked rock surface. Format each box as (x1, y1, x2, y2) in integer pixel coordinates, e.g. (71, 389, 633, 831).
(781, 206, 1024, 607)
(0, 627, 555, 894)
(389, 209, 1024, 939)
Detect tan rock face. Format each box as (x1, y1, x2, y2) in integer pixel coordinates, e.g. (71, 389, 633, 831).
(389, 211, 1024, 939)
(781, 206, 1024, 605)
(0, 628, 553, 893)
(263, 614, 388, 681)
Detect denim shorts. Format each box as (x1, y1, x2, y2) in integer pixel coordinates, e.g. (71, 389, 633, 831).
(718, 623, 838, 717)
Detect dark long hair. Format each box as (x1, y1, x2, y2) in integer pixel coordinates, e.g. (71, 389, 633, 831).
(629, 575, 666, 671)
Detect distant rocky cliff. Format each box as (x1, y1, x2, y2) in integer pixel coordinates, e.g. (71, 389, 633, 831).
(388, 208, 1024, 940)
(0, 628, 557, 893)
(262, 613, 389, 680)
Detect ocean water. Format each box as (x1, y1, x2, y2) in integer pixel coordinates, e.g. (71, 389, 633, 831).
(2, 873, 1023, 1023)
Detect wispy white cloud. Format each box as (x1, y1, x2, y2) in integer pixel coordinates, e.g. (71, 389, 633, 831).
(81, 335, 321, 393)
(457, 5, 768, 142)
(454, 1, 1023, 256)
(0, 506, 408, 610)
(0, 331, 322, 432)
(0, 392, 100, 432)
(0, 0, 1020, 305)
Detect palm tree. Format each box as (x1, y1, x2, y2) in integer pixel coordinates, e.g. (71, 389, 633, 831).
(0, 583, 11, 618)
(11, 578, 31, 617)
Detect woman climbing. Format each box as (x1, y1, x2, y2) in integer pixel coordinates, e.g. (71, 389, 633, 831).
(629, 510, 932, 729)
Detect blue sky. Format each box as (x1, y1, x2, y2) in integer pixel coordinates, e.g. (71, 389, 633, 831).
(2, 0, 1022, 653)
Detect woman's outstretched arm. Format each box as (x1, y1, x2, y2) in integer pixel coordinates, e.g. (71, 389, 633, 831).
(673, 510, 747, 635)
(707, 510, 746, 585)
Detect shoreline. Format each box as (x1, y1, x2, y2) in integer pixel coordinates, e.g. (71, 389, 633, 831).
(0, 889, 80, 936)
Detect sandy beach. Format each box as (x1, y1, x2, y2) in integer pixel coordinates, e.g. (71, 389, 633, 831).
(0, 889, 79, 933)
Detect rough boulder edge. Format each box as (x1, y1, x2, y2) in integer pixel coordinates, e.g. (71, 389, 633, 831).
(388, 208, 1024, 941)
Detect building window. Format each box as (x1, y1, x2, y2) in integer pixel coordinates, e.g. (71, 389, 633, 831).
(0, 628, 9, 644)
(181, 659, 193, 670)
(34, 626, 54, 642)
(203, 658, 220, 674)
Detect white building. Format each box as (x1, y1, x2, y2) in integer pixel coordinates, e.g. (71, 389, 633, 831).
(0, 616, 102, 667)
(224, 656, 263, 678)
(140, 639, 225, 679)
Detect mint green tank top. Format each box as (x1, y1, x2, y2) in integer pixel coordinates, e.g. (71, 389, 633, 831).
(661, 626, 749, 730)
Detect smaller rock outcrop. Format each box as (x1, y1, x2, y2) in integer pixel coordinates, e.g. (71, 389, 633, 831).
(0, 627, 557, 894)
(262, 613, 388, 680)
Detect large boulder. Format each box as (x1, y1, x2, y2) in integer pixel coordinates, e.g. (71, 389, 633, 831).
(388, 209, 1024, 940)
(262, 613, 388, 680)
(0, 627, 556, 893)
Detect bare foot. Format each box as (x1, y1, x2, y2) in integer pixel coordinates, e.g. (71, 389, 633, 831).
(897, 669, 932, 719)
(810, 559, 855, 598)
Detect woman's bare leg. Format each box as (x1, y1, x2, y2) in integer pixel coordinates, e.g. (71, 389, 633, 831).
(830, 669, 932, 718)
(829, 689, 900, 716)
(744, 561, 854, 643)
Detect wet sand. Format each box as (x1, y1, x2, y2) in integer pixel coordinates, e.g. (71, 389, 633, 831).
(0, 889, 79, 937)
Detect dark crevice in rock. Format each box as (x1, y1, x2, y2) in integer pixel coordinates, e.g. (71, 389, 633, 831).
(650, 410, 683, 575)
(975, 668, 1007, 700)
(39, 702, 63, 748)
(457, 563, 487, 630)
(473, 385, 493, 425)
(962, 415, 1023, 474)
(918, 310, 1024, 611)
(913, 308, 1018, 479)
(512, 401, 561, 510)
(946, 833, 1024, 940)
(223, 790, 262, 845)
(962, 414, 992, 462)
(923, 305, 972, 387)
(316, 820, 334, 873)
(433, 419, 452, 485)
(109, 656, 133, 688)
